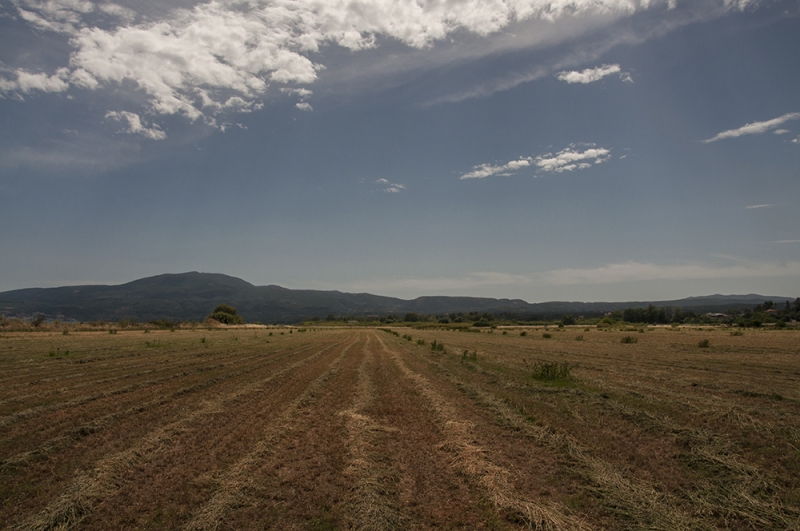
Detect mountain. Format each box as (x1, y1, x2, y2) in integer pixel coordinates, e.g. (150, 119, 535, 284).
(0, 272, 793, 323)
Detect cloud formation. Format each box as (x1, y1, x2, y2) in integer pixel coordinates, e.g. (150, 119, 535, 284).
(556, 63, 631, 84)
(703, 112, 800, 143)
(105, 110, 166, 140)
(1, 0, 723, 133)
(460, 157, 532, 179)
(375, 178, 406, 193)
(461, 144, 610, 179)
(745, 204, 772, 209)
(534, 145, 611, 172)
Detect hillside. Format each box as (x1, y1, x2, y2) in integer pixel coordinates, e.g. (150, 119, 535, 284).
(0, 272, 792, 323)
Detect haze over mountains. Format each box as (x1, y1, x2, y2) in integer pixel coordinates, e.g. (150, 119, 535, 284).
(0, 272, 792, 324)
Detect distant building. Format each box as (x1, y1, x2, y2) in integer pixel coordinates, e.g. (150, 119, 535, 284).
(706, 313, 727, 320)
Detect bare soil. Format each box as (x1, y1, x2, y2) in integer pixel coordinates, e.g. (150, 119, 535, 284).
(1, 326, 798, 530)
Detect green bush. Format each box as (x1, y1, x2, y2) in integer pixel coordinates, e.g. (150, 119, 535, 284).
(520, 331, 527, 337)
(698, 339, 710, 348)
(209, 311, 244, 325)
(525, 360, 572, 381)
(542, 333, 552, 339)
(620, 335, 638, 344)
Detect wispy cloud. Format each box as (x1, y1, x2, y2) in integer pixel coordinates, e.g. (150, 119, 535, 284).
(339, 258, 800, 295)
(773, 129, 790, 135)
(105, 111, 166, 140)
(745, 204, 772, 209)
(773, 240, 800, 244)
(703, 112, 800, 143)
(460, 158, 532, 180)
(375, 178, 406, 193)
(461, 144, 610, 179)
(556, 64, 631, 84)
(534, 145, 611, 173)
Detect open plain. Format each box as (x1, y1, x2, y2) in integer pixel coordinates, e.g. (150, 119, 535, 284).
(1, 326, 798, 530)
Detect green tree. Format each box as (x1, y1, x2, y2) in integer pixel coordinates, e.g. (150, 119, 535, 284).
(208, 304, 244, 325)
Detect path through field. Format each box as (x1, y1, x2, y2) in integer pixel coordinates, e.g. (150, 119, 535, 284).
(1, 326, 798, 529)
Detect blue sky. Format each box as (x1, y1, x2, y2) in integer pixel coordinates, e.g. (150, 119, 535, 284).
(1, 0, 798, 302)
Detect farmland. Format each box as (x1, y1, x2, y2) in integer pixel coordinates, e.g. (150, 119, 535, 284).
(1, 326, 798, 530)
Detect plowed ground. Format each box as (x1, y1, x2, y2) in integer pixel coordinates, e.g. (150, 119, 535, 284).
(1, 326, 798, 530)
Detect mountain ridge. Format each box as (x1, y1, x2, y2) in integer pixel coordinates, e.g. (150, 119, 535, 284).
(0, 272, 793, 323)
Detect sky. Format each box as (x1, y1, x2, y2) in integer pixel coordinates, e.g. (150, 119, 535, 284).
(1, 0, 799, 302)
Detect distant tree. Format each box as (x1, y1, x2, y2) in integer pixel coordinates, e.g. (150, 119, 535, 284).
(404, 312, 419, 322)
(561, 315, 576, 326)
(208, 304, 244, 325)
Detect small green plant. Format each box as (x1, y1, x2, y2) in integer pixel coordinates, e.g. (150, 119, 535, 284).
(520, 331, 527, 337)
(269, 332, 273, 336)
(109, 329, 117, 334)
(170, 328, 175, 332)
(200, 337, 206, 344)
(62, 329, 69, 335)
(430, 340, 445, 352)
(575, 335, 583, 341)
(524, 359, 572, 381)
(144, 329, 149, 334)
(542, 333, 552, 339)
(462, 350, 478, 361)
(698, 339, 710, 348)
(502, 331, 508, 335)
(620, 335, 638, 344)
(416, 339, 425, 345)
(730, 330, 744, 336)
(402, 334, 413, 341)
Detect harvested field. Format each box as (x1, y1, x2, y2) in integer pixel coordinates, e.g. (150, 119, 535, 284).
(1, 326, 799, 530)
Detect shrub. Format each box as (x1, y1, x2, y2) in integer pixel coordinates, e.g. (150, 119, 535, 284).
(520, 331, 527, 337)
(208, 304, 244, 325)
(430, 340, 445, 352)
(542, 333, 552, 339)
(698, 339, 710, 348)
(575, 335, 583, 341)
(63, 329, 69, 335)
(461, 350, 477, 361)
(416, 339, 425, 345)
(502, 331, 508, 335)
(525, 360, 572, 381)
(730, 330, 744, 336)
(620, 335, 638, 344)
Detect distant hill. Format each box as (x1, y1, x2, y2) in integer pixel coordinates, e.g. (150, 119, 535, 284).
(0, 272, 793, 323)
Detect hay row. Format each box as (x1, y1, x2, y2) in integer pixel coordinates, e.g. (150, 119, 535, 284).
(340, 334, 407, 531)
(0, 343, 318, 470)
(376, 335, 585, 531)
(180, 334, 361, 531)
(5, 338, 346, 531)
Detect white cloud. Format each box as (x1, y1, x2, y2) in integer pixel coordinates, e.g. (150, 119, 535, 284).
(703, 112, 800, 143)
(534, 145, 611, 172)
(773, 240, 800, 244)
(105, 110, 166, 140)
(0, 68, 70, 94)
(745, 204, 772, 209)
(375, 178, 406, 193)
(295, 102, 313, 111)
(773, 129, 790, 135)
(793, 137, 800, 144)
(540, 260, 800, 285)
(460, 157, 532, 179)
(556, 63, 631, 84)
(461, 144, 610, 179)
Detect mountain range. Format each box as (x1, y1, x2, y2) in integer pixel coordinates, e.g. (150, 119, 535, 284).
(0, 272, 793, 323)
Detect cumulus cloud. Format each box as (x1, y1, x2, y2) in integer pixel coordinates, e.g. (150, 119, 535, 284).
(0, 68, 70, 94)
(460, 157, 532, 179)
(1, 0, 688, 127)
(461, 144, 610, 179)
(375, 178, 406, 193)
(773, 129, 790, 135)
(534, 145, 611, 172)
(105, 110, 166, 140)
(556, 63, 631, 84)
(703, 112, 800, 143)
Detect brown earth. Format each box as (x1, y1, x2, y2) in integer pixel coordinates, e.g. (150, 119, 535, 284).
(1, 326, 798, 530)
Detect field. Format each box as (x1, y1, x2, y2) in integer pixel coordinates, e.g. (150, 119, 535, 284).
(1, 326, 799, 530)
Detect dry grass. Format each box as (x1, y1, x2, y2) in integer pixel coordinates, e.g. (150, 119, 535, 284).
(2, 326, 798, 530)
